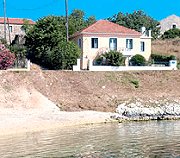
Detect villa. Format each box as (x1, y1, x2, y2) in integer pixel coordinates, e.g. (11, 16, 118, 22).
(70, 20, 152, 70)
(0, 17, 35, 44)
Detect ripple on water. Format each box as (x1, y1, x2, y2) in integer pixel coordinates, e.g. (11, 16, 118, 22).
(0, 120, 179, 158)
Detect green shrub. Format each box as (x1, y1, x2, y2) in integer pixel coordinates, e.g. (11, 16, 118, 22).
(130, 54, 146, 66)
(162, 28, 180, 39)
(95, 51, 125, 66)
(130, 79, 139, 88)
(151, 54, 176, 63)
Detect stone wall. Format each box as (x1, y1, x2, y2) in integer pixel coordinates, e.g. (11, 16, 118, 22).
(0, 23, 25, 44)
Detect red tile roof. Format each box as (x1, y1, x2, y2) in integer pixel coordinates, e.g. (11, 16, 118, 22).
(0, 17, 35, 25)
(72, 20, 141, 37)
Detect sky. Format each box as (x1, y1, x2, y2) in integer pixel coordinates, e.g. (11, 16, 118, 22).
(0, 0, 179, 21)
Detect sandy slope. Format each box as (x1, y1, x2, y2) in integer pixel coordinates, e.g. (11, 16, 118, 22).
(0, 82, 114, 135)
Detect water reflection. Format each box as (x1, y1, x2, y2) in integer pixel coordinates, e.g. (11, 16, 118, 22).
(0, 121, 179, 158)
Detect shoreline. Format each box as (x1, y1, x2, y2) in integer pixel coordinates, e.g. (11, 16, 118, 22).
(0, 110, 116, 136)
(1, 108, 180, 136)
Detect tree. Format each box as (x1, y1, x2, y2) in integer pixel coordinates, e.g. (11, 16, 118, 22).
(0, 43, 15, 70)
(50, 41, 81, 70)
(108, 10, 160, 39)
(25, 16, 80, 70)
(162, 28, 180, 39)
(69, 10, 96, 35)
(86, 16, 96, 26)
(95, 51, 125, 66)
(130, 54, 146, 66)
(69, 10, 86, 35)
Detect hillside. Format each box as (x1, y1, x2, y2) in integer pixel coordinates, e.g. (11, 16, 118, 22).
(1, 65, 180, 112)
(152, 39, 180, 59)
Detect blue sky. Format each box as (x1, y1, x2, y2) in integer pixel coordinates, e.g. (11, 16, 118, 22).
(0, 0, 180, 21)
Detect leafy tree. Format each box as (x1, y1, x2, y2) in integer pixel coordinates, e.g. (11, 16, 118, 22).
(69, 10, 86, 35)
(108, 10, 160, 39)
(162, 28, 180, 39)
(130, 54, 146, 66)
(69, 10, 96, 35)
(0, 43, 15, 69)
(95, 51, 125, 66)
(25, 16, 80, 70)
(86, 16, 96, 26)
(50, 41, 80, 70)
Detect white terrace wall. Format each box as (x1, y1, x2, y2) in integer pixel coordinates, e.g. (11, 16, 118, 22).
(73, 59, 177, 71)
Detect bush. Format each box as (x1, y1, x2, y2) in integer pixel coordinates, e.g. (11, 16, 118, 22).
(95, 51, 125, 66)
(130, 79, 139, 88)
(162, 28, 180, 39)
(0, 44, 15, 70)
(50, 41, 81, 70)
(130, 54, 146, 66)
(151, 54, 176, 63)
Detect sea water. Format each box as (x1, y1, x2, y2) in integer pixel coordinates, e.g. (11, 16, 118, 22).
(0, 120, 179, 158)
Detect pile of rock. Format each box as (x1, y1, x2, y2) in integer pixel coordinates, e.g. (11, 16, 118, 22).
(112, 99, 180, 121)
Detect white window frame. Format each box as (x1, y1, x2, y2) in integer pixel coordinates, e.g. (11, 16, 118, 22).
(109, 38, 117, 51)
(126, 39, 133, 49)
(9, 26, 13, 32)
(91, 38, 98, 49)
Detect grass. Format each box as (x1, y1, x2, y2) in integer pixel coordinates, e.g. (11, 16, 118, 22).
(130, 79, 139, 88)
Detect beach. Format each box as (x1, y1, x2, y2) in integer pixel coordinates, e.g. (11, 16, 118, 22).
(0, 108, 115, 136)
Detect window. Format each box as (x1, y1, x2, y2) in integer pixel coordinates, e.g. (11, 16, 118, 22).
(172, 24, 177, 29)
(126, 39, 133, 49)
(78, 38, 82, 48)
(140, 41, 145, 52)
(109, 38, 117, 51)
(9, 26, 12, 32)
(91, 38, 98, 48)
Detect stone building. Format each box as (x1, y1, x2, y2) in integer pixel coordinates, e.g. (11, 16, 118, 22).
(160, 14, 180, 34)
(0, 17, 35, 44)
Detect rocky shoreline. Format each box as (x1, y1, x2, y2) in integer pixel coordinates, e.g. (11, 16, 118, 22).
(111, 99, 180, 121)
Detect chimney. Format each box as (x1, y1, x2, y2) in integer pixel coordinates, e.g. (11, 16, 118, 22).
(148, 30, 152, 37)
(141, 26, 146, 35)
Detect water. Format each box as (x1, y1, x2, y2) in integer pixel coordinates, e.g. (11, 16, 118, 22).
(0, 120, 180, 158)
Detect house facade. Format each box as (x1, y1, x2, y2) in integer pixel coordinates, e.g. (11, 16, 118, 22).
(71, 20, 152, 69)
(0, 17, 35, 44)
(160, 15, 180, 34)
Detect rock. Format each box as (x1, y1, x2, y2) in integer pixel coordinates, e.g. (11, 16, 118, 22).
(114, 100, 180, 121)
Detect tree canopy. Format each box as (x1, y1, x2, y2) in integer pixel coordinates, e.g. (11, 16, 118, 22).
(108, 10, 160, 39)
(162, 28, 180, 39)
(69, 9, 96, 35)
(25, 16, 80, 70)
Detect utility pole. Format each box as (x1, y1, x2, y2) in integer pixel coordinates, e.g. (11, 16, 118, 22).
(3, 0, 7, 41)
(65, 0, 69, 42)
